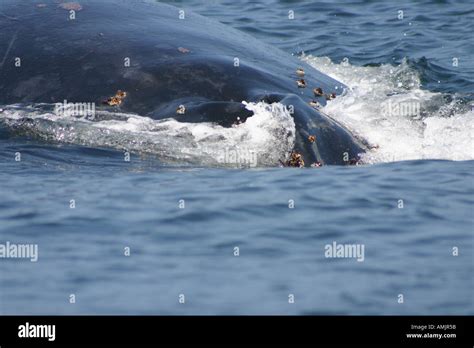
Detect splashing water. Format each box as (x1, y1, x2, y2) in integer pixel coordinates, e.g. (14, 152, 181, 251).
(0, 101, 295, 167)
(301, 55, 474, 163)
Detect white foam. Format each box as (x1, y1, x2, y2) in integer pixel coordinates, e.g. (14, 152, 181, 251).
(0, 101, 295, 167)
(301, 55, 474, 162)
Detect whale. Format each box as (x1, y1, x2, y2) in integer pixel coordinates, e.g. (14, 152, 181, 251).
(0, 0, 366, 166)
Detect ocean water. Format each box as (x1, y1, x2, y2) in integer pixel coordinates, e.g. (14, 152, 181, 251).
(0, 0, 473, 314)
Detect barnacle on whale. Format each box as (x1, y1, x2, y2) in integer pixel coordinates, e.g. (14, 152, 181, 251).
(308, 135, 316, 143)
(309, 100, 321, 108)
(313, 87, 324, 97)
(176, 105, 186, 114)
(105, 97, 121, 106)
(296, 68, 305, 77)
(311, 161, 322, 167)
(104, 90, 127, 106)
(349, 158, 359, 165)
(326, 93, 336, 100)
(116, 90, 127, 98)
(287, 151, 305, 168)
(296, 79, 307, 88)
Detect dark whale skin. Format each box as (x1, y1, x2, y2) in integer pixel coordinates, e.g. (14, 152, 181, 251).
(0, 0, 366, 165)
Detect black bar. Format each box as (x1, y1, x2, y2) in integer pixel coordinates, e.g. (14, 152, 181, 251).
(0, 316, 472, 346)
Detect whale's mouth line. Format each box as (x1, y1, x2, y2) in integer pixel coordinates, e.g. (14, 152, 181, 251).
(0, 101, 297, 168)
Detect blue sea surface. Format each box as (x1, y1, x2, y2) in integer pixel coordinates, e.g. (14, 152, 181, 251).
(0, 151, 473, 314)
(0, 0, 473, 314)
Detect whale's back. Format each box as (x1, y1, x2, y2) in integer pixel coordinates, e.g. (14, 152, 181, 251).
(0, 0, 344, 112)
